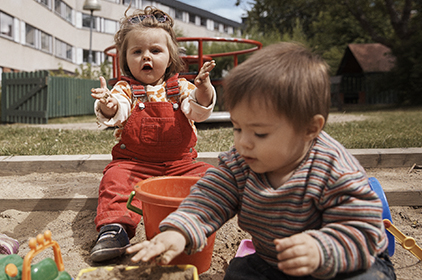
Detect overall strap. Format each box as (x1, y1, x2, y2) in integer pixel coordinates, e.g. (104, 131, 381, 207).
(121, 74, 180, 103)
(165, 73, 180, 99)
(121, 76, 147, 101)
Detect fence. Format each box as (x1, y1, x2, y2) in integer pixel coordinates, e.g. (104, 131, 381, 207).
(340, 73, 398, 105)
(1, 70, 99, 124)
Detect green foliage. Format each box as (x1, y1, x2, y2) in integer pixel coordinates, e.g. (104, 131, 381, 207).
(74, 59, 112, 80)
(50, 60, 112, 80)
(240, 0, 422, 104)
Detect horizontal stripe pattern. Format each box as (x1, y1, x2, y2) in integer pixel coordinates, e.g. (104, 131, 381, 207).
(160, 131, 387, 278)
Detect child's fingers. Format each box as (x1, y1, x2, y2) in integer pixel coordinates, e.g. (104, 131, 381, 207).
(274, 234, 320, 276)
(127, 241, 166, 263)
(195, 73, 210, 86)
(201, 60, 216, 72)
(99, 76, 108, 89)
(91, 89, 111, 103)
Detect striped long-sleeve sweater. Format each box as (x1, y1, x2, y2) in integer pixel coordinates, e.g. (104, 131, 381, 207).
(160, 131, 388, 279)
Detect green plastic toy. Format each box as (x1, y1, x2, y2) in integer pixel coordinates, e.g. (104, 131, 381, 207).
(0, 231, 71, 280)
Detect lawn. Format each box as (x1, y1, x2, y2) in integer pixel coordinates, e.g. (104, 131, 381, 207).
(0, 107, 421, 156)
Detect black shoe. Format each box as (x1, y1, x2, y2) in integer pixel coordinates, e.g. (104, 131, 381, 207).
(90, 224, 130, 262)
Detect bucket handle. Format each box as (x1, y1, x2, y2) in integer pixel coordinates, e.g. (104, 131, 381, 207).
(127, 191, 143, 216)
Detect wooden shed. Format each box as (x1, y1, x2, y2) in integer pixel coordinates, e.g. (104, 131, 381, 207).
(333, 43, 396, 106)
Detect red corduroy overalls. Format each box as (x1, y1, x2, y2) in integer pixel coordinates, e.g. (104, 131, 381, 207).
(95, 75, 213, 238)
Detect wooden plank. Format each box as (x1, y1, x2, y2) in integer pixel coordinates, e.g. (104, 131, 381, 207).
(6, 109, 47, 118)
(385, 191, 422, 207)
(0, 188, 419, 212)
(7, 78, 47, 110)
(0, 198, 97, 212)
(0, 154, 112, 175)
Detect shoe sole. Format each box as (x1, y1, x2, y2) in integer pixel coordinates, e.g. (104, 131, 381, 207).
(90, 244, 131, 262)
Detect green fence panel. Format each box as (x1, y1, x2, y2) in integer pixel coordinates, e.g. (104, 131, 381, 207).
(1, 71, 49, 124)
(1, 70, 99, 124)
(47, 76, 99, 118)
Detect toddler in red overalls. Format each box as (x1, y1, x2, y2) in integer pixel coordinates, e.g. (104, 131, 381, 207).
(89, 6, 216, 262)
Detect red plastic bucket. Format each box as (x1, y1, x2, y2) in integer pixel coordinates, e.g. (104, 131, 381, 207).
(129, 176, 216, 274)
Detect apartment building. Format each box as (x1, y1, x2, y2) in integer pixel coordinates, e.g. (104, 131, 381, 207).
(0, 0, 242, 79)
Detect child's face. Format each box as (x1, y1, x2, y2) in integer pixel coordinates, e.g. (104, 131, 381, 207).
(230, 98, 312, 187)
(126, 28, 171, 85)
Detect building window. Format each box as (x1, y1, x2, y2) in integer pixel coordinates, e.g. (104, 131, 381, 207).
(40, 31, 52, 53)
(83, 49, 99, 64)
(82, 13, 99, 30)
(104, 18, 117, 34)
(55, 38, 72, 60)
(0, 11, 13, 38)
(54, 0, 72, 23)
(24, 23, 53, 53)
(175, 9, 183, 20)
(189, 13, 196, 24)
(214, 21, 220, 31)
(35, 0, 51, 9)
(25, 24, 36, 47)
(200, 17, 207, 27)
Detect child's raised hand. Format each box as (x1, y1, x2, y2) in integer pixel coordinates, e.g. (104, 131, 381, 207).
(126, 230, 187, 265)
(194, 60, 216, 88)
(193, 60, 216, 107)
(91, 76, 118, 117)
(274, 233, 321, 276)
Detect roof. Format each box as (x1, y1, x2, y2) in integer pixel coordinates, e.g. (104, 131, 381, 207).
(336, 43, 395, 75)
(154, 0, 242, 27)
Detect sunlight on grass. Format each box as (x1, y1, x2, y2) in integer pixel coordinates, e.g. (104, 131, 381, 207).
(0, 125, 115, 155)
(325, 109, 422, 149)
(0, 108, 421, 156)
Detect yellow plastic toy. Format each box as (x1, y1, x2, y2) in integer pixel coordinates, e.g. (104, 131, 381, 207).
(75, 264, 198, 280)
(383, 219, 422, 261)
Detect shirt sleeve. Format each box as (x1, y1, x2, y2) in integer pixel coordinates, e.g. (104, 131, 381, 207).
(306, 172, 388, 278)
(159, 150, 241, 254)
(179, 79, 216, 123)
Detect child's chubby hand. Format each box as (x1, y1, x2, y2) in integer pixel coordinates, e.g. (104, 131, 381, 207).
(274, 233, 321, 276)
(194, 60, 216, 88)
(91, 76, 118, 117)
(126, 230, 187, 265)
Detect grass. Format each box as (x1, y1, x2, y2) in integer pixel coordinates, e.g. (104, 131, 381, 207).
(324, 109, 422, 149)
(0, 107, 421, 156)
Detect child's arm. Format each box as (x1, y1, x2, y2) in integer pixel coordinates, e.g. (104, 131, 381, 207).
(126, 229, 187, 264)
(193, 60, 216, 107)
(274, 233, 321, 276)
(91, 76, 118, 118)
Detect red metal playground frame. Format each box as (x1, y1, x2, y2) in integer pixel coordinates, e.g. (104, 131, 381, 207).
(104, 37, 262, 86)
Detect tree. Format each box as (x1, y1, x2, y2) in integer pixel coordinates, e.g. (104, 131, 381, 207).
(340, 0, 422, 104)
(237, 0, 422, 104)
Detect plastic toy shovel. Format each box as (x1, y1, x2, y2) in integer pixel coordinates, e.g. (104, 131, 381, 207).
(383, 219, 422, 260)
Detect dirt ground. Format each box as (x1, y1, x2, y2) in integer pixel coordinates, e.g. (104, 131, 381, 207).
(1, 169, 421, 280)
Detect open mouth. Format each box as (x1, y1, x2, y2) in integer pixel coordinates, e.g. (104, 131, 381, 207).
(142, 65, 152, 70)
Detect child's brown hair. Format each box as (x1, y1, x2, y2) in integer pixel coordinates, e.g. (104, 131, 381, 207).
(223, 42, 331, 130)
(115, 6, 185, 82)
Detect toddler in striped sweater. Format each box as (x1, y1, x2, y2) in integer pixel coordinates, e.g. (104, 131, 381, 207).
(126, 42, 396, 279)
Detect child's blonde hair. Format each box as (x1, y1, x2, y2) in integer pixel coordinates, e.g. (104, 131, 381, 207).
(115, 6, 185, 82)
(223, 42, 331, 130)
